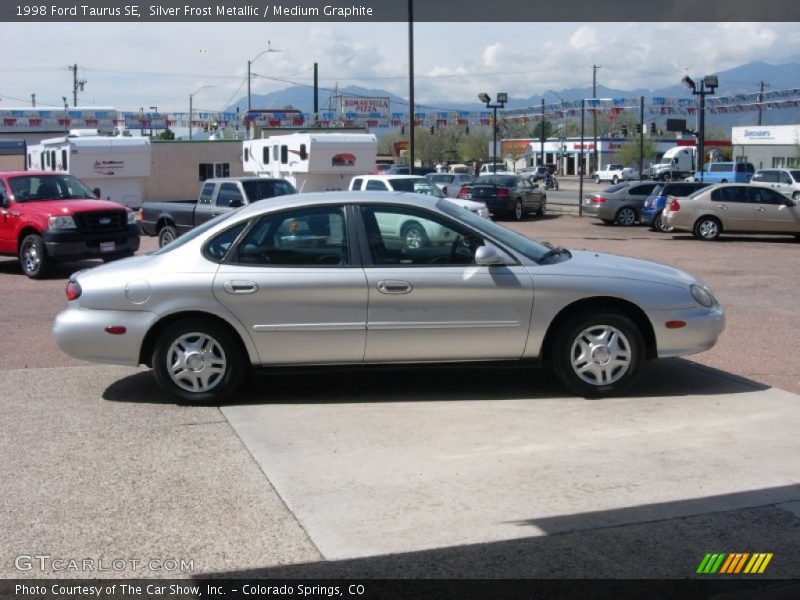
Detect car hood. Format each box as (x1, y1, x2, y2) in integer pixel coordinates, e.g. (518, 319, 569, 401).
(20, 199, 128, 216)
(546, 250, 700, 288)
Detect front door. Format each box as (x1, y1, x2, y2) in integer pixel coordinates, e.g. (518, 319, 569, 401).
(358, 204, 534, 362)
(213, 204, 368, 365)
(0, 180, 15, 254)
(750, 187, 800, 233)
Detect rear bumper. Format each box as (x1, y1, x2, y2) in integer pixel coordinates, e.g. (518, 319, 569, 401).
(582, 203, 616, 220)
(44, 225, 140, 261)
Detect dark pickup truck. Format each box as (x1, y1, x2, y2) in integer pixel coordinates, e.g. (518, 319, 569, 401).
(141, 177, 296, 247)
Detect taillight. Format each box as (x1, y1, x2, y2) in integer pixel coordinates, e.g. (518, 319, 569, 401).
(457, 185, 470, 198)
(589, 195, 606, 203)
(497, 188, 509, 199)
(66, 281, 82, 301)
(442, 186, 448, 196)
(668, 197, 681, 212)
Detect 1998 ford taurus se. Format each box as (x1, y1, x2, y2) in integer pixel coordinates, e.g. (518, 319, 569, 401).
(53, 192, 725, 403)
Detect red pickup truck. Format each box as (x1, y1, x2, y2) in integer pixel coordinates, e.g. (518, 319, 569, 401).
(0, 171, 140, 278)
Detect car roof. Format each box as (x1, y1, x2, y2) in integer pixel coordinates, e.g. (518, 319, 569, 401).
(236, 191, 441, 219)
(204, 177, 287, 183)
(355, 174, 428, 181)
(2, 170, 64, 177)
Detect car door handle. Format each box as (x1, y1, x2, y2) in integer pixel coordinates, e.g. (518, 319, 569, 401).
(756, 207, 767, 212)
(715, 205, 727, 210)
(223, 280, 258, 294)
(377, 280, 413, 294)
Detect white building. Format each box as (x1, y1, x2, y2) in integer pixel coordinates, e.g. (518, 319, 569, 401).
(731, 125, 800, 170)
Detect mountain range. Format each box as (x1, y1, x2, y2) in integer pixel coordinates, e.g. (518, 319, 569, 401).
(232, 60, 800, 130)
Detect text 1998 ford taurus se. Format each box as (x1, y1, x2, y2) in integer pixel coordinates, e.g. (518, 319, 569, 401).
(53, 192, 725, 403)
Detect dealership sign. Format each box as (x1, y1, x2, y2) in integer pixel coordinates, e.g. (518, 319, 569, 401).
(732, 125, 800, 145)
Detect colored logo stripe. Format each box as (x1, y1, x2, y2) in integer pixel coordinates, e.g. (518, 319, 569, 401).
(697, 553, 773, 574)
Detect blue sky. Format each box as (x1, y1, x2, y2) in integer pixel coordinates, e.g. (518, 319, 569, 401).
(1, 22, 799, 112)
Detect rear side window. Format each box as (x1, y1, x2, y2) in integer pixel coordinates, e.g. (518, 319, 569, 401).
(710, 163, 732, 173)
(752, 171, 778, 183)
(710, 186, 749, 203)
(198, 182, 216, 204)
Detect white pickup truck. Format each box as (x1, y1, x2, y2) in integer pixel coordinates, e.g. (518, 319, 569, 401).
(594, 164, 639, 184)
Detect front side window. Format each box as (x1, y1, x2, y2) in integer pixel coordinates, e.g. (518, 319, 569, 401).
(360, 204, 483, 266)
(779, 172, 792, 185)
(234, 206, 348, 267)
(241, 179, 297, 202)
(749, 187, 787, 206)
(216, 183, 244, 207)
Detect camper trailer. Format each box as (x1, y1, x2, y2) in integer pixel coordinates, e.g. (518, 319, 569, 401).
(242, 132, 377, 192)
(27, 131, 150, 209)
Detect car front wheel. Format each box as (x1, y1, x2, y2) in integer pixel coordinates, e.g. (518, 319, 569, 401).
(693, 216, 721, 241)
(552, 311, 644, 397)
(19, 234, 50, 279)
(152, 318, 246, 404)
(615, 207, 637, 226)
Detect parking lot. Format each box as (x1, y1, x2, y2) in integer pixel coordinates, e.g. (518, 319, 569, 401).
(2, 201, 800, 579)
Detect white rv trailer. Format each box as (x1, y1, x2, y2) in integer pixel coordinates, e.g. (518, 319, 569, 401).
(242, 132, 377, 192)
(27, 131, 151, 208)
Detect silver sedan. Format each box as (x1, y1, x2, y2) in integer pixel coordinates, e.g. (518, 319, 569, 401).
(53, 192, 725, 403)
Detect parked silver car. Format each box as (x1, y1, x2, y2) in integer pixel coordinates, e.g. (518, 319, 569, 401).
(583, 181, 659, 226)
(426, 173, 475, 198)
(663, 183, 800, 241)
(53, 192, 724, 403)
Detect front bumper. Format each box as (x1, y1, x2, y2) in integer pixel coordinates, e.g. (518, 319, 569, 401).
(653, 305, 726, 358)
(44, 225, 141, 261)
(53, 307, 157, 366)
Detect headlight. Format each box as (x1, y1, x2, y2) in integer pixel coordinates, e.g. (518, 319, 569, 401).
(690, 283, 716, 308)
(48, 215, 77, 230)
(127, 210, 138, 225)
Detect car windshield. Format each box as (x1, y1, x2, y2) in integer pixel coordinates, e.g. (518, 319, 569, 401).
(389, 178, 445, 197)
(8, 174, 97, 201)
(152, 211, 237, 255)
(438, 199, 553, 262)
(241, 179, 297, 201)
(477, 175, 517, 186)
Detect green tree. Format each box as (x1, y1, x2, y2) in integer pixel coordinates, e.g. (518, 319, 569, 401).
(457, 126, 492, 163)
(158, 128, 175, 141)
(614, 137, 658, 171)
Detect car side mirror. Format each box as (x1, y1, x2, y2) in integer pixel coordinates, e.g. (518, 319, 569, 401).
(475, 244, 509, 266)
(229, 198, 244, 208)
(93, 188, 101, 198)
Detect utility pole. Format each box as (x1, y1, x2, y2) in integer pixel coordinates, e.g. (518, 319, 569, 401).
(592, 64, 601, 174)
(69, 64, 86, 107)
(31, 93, 36, 107)
(757, 80, 769, 126)
(408, 0, 415, 174)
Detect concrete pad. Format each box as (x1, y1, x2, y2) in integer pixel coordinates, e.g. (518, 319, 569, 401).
(222, 360, 800, 560)
(0, 365, 321, 578)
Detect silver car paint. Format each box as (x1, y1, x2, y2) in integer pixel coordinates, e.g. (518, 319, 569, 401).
(53, 191, 724, 371)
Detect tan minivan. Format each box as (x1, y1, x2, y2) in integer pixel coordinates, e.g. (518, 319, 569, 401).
(663, 183, 800, 241)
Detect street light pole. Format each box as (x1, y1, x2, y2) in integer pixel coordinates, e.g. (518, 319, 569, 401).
(247, 42, 281, 111)
(478, 92, 507, 173)
(682, 74, 718, 182)
(189, 85, 213, 141)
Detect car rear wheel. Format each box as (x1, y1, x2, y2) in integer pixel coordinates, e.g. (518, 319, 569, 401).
(514, 199, 525, 221)
(152, 318, 246, 404)
(693, 216, 722, 241)
(19, 234, 49, 279)
(792, 191, 800, 201)
(552, 311, 644, 397)
(615, 207, 637, 226)
(612, 175, 619, 184)
(536, 200, 546, 216)
(158, 225, 178, 248)
(594, 176, 601, 184)
(653, 211, 674, 233)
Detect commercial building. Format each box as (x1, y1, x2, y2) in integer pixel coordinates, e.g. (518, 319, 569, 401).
(731, 125, 800, 170)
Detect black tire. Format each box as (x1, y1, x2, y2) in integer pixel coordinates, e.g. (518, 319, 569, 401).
(400, 222, 428, 249)
(158, 225, 178, 248)
(19, 234, 49, 279)
(693, 216, 722, 241)
(792, 192, 800, 201)
(653, 211, 674, 233)
(615, 206, 637, 226)
(551, 311, 644, 398)
(720, 179, 728, 183)
(612, 175, 619, 184)
(513, 199, 525, 221)
(662, 173, 672, 182)
(152, 318, 246, 404)
(536, 199, 546, 217)
(594, 176, 601, 184)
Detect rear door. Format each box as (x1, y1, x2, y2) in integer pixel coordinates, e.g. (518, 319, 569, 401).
(708, 186, 753, 231)
(750, 187, 800, 233)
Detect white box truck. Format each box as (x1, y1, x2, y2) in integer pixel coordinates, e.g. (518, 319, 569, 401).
(27, 131, 150, 209)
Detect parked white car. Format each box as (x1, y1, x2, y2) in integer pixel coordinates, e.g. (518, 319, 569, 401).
(750, 168, 800, 200)
(594, 164, 639, 184)
(426, 173, 475, 198)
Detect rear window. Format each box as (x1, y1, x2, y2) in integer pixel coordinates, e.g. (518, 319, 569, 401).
(602, 182, 630, 193)
(477, 175, 517, 186)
